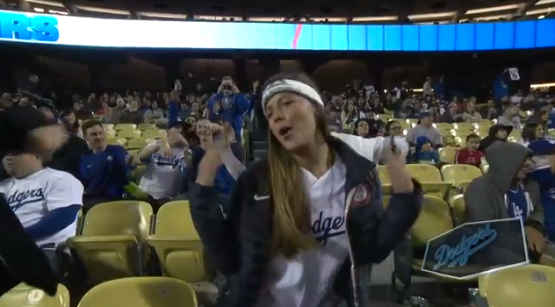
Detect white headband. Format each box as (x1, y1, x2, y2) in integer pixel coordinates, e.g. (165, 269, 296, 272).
(261, 79, 323, 117)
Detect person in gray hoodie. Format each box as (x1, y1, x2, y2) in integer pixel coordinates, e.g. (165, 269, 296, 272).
(464, 141, 555, 265)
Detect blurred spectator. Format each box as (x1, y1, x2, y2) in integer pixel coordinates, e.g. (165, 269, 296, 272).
(120, 100, 144, 124)
(206, 76, 250, 146)
(439, 102, 463, 123)
(498, 102, 522, 130)
(423, 77, 433, 96)
(79, 120, 139, 211)
(104, 98, 126, 123)
(520, 122, 545, 146)
(406, 112, 443, 148)
(411, 136, 441, 165)
(60, 110, 83, 138)
(138, 123, 189, 212)
(455, 134, 484, 168)
(325, 106, 342, 133)
(383, 120, 403, 137)
(462, 103, 482, 123)
(143, 101, 165, 123)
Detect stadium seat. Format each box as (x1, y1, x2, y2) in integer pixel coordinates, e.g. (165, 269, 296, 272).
(127, 137, 150, 150)
(138, 123, 157, 130)
(67, 201, 154, 284)
(0, 283, 70, 307)
(77, 277, 197, 307)
(105, 129, 117, 137)
(406, 164, 451, 199)
(106, 137, 127, 146)
(434, 123, 452, 131)
(376, 165, 390, 184)
(115, 124, 137, 131)
(441, 164, 482, 189)
(450, 194, 466, 225)
(118, 130, 142, 139)
(478, 264, 555, 307)
(442, 135, 455, 146)
(438, 147, 458, 164)
(103, 124, 115, 130)
(148, 201, 214, 283)
(453, 123, 474, 133)
(142, 129, 167, 140)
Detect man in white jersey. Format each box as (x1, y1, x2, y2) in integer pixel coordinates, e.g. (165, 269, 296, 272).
(0, 107, 83, 273)
(138, 122, 190, 211)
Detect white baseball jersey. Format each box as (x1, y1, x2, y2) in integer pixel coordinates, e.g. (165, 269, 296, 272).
(139, 141, 185, 200)
(0, 168, 83, 247)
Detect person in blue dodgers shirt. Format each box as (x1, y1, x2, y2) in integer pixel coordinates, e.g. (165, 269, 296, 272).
(137, 121, 191, 212)
(206, 76, 250, 157)
(189, 72, 422, 307)
(79, 120, 139, 212)
(527, 138, 555, 241)
(0, 107, 83, 273)
(465, 141, 555, 266)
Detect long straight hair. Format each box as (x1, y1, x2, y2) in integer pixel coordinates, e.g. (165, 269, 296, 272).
(262, 72, 332, 258)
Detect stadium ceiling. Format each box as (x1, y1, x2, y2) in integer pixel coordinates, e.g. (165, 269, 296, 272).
(12, 0, 555, 22)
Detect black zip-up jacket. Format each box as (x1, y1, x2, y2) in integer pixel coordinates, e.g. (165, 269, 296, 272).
(190, 137, 422, 307)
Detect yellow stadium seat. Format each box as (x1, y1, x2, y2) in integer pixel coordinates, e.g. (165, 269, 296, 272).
(405, 119, 418, 125)
(127, 137, 150, 150)
(452, 123, 475, 133)
(118, 130, 142, 139)
(115, 124, 137, 131)
(106, 137, 127, 146)
(0, 284, 70, 307)
(438, 147, 458, 164)
(376, 114, 391, 122)
(411, 195, 453, 247)
(103, 124, 115, 130)
(508, 136, 518, 143)
(138, 123, 157, 130)
(478, 264, 555, 307)
(148, 201, 215, 283)
(384, 109, 394, 115)
(441, 164, 482, 187)
(398, 121, 411, 130)
(77, 277, 197, 307)
(442, 135, 455, 146)
(450, 194, 465, 225)
(434, 123, 452, 131)
(548, 129, 555, 138)
(67, 201, 153, 284)
(105, 129, 117, 137)
(142, 129, 167, 140)
(406, 164, 451, 199)
(376, 165, 390, 184)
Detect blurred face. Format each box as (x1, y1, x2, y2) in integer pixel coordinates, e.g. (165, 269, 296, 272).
(222, 78, 233, 95)
(510, 106, 518, 115)
(357, 121, 369, 136)
(129, 101, 138, 111)
(496, 129, 508, 139)
(152, 102, 158, 109)
(536, 125, 545, 138)
(449, 104, 457, 113)
(542, 112, 549, 122)
(191, 103, 200, 112)
(84, 125, 106, 149)
(64, 113, 76, 124)
(265, 92, 317, 151)
(466, 137, 480, 150)
(466, 104, 475, 113)
(388, 121, 402, 136)
(420, 116, 433, 127)
(422, 142, 432, 151)
(29, 125, 68, 161)
(184, 116, 196, 126)
(196, 119, 211, 139)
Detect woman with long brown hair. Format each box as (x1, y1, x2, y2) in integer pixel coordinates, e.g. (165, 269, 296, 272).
(190, 72, 422, 307)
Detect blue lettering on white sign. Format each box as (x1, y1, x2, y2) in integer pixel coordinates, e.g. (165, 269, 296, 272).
(433, 223, 497, 271)
(0, 11, 59, 42)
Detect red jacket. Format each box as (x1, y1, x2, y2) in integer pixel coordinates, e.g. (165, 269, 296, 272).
(455, 148, 484, 167)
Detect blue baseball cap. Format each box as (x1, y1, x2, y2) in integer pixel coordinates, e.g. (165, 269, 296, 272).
(528, 138, 555, 156)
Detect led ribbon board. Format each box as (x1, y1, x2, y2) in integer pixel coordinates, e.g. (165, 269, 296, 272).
(0, 10, 554, 50)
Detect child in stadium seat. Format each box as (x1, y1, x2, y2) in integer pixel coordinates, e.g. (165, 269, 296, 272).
(189, 71, 422, 307)
(79, 120, 139, 212)
(455, 134, 484, 168)
(0, 106, 82, 275)
(411, 136, 441, 165)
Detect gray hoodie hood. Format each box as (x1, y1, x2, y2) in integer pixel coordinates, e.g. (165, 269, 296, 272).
(484, 141, 532, 192)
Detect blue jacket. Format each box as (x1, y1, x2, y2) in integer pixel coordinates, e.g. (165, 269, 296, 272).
(207, 93, 250, 141)
(413, 136, 440, 164)
(79, 145, 132, 198)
